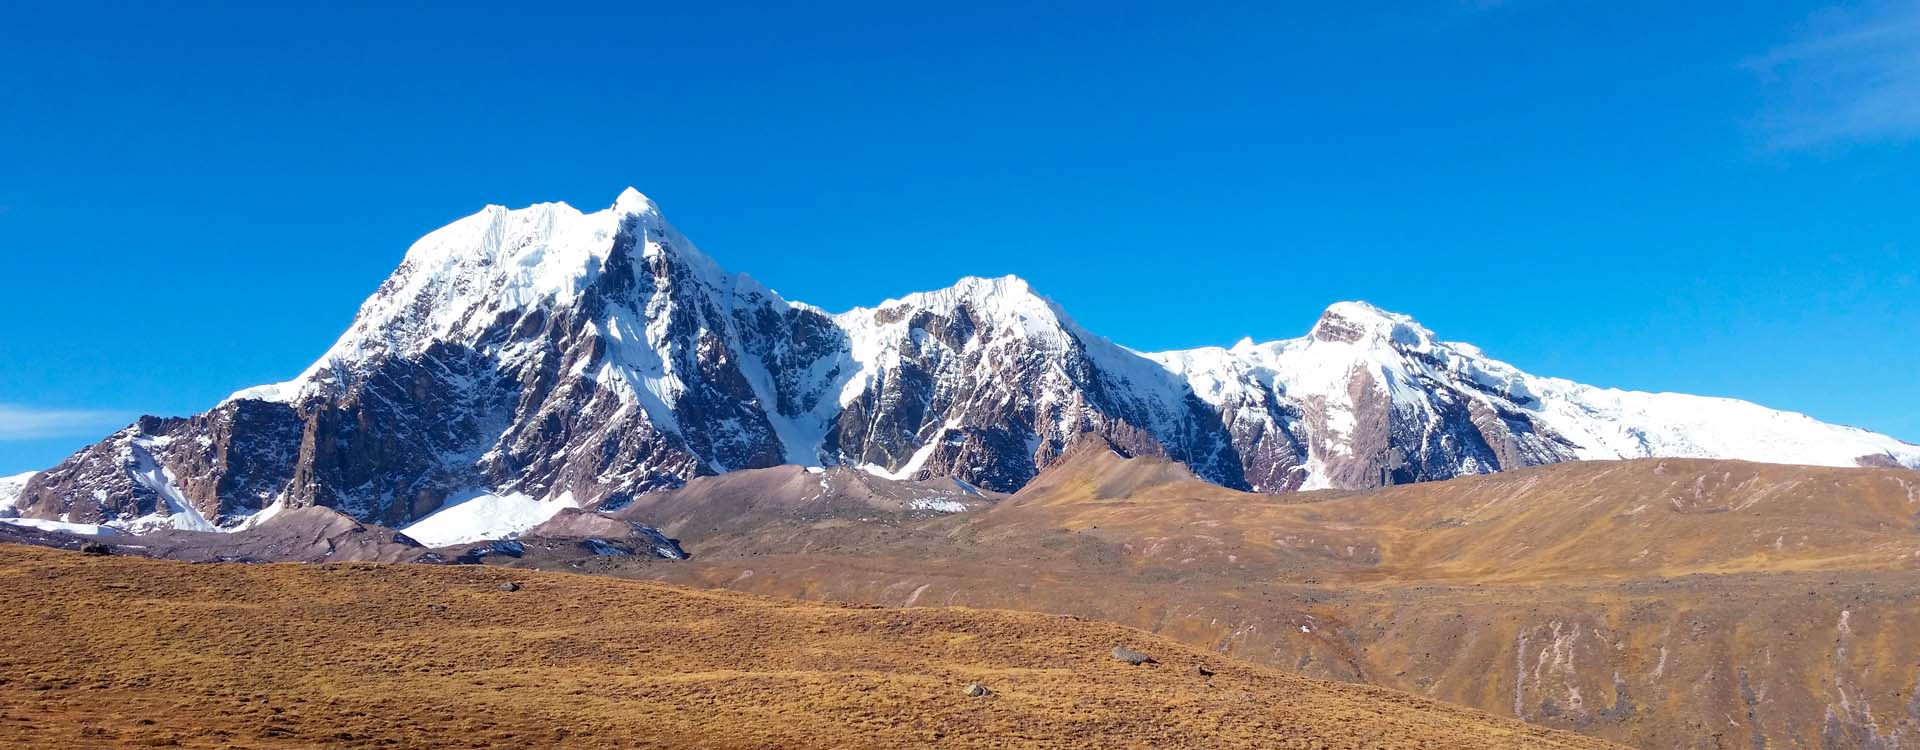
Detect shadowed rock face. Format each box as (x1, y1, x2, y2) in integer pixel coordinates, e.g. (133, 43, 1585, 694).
(13, 190, 1917, 536)
(14, 403, 305, 529)
(822, 285, 1244, 493)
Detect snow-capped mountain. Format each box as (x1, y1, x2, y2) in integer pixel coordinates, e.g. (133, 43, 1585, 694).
(10, 188, 1917, 540)
(1151, 302, 1920, 490)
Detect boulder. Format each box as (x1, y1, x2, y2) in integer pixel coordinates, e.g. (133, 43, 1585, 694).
(1111, 646, 1155, 665)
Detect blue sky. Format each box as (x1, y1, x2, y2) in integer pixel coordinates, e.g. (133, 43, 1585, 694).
(2, 1, 1917, 473)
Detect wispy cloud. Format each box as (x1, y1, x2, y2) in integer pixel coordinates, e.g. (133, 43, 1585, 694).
(0, 405, 131, 441)
(1749, 1, 1920, 150)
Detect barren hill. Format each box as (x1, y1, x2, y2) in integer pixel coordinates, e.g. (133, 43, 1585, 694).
(0, 545, 1619, 750)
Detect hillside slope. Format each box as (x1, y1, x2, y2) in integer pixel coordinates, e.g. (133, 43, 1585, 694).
(0, 545, 1621, 750)
(605, 454, 1920, 749)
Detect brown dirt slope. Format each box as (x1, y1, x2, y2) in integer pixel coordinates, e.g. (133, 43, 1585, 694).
(0, 545, 1623, 750)
(128, 506, 439, 563)
(608, 463, 998, 539)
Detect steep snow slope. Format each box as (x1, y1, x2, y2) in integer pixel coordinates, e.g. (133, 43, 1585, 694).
(12, 188, 1916, 540)
(0, 472, 34, 514)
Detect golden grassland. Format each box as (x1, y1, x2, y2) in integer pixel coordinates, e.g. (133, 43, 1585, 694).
(612, 455, 1920, 749)
(0, 545, 1624, 750)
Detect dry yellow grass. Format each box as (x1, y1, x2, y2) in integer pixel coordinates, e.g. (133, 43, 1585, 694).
(0, 545, 1624, 750)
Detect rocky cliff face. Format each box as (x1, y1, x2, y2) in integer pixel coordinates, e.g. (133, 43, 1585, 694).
(1149, 303, 1588, 491)
(11, 188, 1918, 539)
(823, 276, 1240, 492)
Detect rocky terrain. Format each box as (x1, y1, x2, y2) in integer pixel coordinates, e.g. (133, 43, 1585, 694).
(0, 545, 1624, 750)
(6, 188, 1916, 542)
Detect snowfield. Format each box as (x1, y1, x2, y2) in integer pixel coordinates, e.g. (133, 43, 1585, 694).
(399, 491, 582, 547)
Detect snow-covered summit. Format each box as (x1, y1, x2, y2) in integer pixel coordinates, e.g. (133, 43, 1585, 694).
(838, 274, 1072, 345)
(1307, 300, 1435, 348)
(231, 188, 763, 404)
(1150, 302, 1920, 489)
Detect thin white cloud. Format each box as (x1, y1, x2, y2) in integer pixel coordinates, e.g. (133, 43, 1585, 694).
(0, 405, 131, 441)
(1749, 1, 1920, 149)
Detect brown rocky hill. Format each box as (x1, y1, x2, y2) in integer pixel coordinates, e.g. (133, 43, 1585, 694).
(585, 450, 1920, 749)
(0, 545, 1621, 750)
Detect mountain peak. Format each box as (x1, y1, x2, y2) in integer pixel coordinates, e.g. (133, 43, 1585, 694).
(1013, 434, 1207, 503)
(865, 274, 1055, 318)
(837, 273, 1086, 355)
(612, 186, 657, 217)
(951, 274, 1040, 300)
(1309, 301, 1433, 348)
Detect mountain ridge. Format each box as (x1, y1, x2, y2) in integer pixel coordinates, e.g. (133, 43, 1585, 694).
(7, 187, 1915, 539)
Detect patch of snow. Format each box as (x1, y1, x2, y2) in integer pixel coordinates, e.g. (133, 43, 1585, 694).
(400, 490, 579, 547)
(908, 498, 970, 513)
(1, 517, 120, 536)
(858, 428, 948, 481)
(631, 524, 689, 560)
(233, 498, 289, 531)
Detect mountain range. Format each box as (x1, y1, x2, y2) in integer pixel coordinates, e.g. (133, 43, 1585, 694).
(4, 188, 1915, 542)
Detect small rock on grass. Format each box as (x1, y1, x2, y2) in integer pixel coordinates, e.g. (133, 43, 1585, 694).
(496, 581, 521, 592)
(963, 683, 991, 697)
